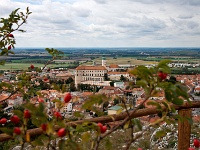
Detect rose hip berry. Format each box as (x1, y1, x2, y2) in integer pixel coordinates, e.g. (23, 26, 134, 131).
(30, 64, 34, 69)
(10, 115, 20, 124)
(8, 34, 14, 38)
(193, 138, 200, 148)
(64, 93, 72, 103)
(14, 127, 21, 135)
(97, 123, 107, 133)
(158, 71, 167, 80)
(0, 118, 7, 124)
(57, 128, 66, 137)
(41, 124, 48, 132)
(8, 45, 12, 50)
(38, 98, 44, 103)
(54, 111, 62, 120)
(24, 110, 31, 119)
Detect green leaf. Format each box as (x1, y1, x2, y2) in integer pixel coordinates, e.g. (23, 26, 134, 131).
(185, 117, 193, 125)
(31, 135, 47, 146)
(13, 109, 23, 119)
(0, 128, 13, 135)
(123, 120, 130, 129)
(165, 90, 172, 102)
(132, 119, 142, 131)
(66, 140, 80, 150)
(81, 132, 90, 142)
(76, 124, 85, 133)
(146, 100, 161, 110)
(172, 98, 184, 105)
(155, 130, 166, 138)
(156, 59, 171, 73)
(73, 111, 84, 118)
(136, 79, 148, 87)
(52, 99, 62, 103)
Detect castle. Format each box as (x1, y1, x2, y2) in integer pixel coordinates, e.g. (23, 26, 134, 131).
(74, 57, 132, 87)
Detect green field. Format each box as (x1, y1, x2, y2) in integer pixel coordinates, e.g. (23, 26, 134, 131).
(0, 63, 76, 70)
(84, 57, 158, 66)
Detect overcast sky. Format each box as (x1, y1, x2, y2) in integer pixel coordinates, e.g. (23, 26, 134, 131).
(1, 0, 200, 48)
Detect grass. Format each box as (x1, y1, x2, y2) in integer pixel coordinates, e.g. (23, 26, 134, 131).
(0, 63, 75, 70)
(84, 57, 158, 66)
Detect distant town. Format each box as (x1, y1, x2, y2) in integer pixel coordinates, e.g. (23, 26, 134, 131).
(0, 48, 200, 125)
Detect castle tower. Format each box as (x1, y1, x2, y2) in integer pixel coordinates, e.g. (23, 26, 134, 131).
(102, 57, 106, 66)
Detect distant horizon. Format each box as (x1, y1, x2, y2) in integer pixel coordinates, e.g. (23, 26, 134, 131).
(14, 46, 200, 49)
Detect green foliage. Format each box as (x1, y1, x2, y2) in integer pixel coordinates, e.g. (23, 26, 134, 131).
(45, 48, 64, 59)
(132, 118, 142, 131)
(0, 7, 31, 57)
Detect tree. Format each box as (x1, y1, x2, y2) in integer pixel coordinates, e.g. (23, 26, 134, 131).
(104, 73, 109, 81)
(0, 7, 31, 64)
(110, 81, 115, 87)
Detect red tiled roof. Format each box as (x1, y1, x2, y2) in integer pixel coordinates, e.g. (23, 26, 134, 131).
(76, 66, 107, 70)
(194, 87, 200, 91)
(103, 86, 116, 90)
(82, 92, 93, 96)
(0, 95, 9, 102)
(107, 72, 128, 75)
(109, 64, 119, 68)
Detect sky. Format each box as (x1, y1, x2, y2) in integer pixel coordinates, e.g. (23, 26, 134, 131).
(0, 0, 200, 48)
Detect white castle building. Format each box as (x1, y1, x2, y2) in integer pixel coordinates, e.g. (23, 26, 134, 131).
(75, 57, 108, 86)
(75, 57, 133, 87)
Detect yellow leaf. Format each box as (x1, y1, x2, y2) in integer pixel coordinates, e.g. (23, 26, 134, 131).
(123, 120, 130, 129)
(26, 132, 30, 142)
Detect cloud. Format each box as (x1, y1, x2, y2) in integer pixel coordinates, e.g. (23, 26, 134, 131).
(0, 0, 200, 47)
(93, 0, 106, 4)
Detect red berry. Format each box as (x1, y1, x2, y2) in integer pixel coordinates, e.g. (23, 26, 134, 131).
(10, 115, 20, 124)
(137, 148, 143, 150)
(8, 34, 14, 38)
(43, 78, 48, 81)
(14, 127, 21, 135)
(101, 126, 107, 133)
(8, 45, 11, 50)
(194, 138, 200, 148)
(57, 128, 66, 137)
(64, 93, 72, 103)
(41, 124, 48, 132)
(188, 148, 194, 150)
(24, 110, 31, 119)
(158, 71, 167, 80)
(97, 122, 103, 129)
(30, 64, 34, 69)
(54, 111, 62, 120)
(97, 123, 107, 133)
(38, 98, 44, 103)
(0, 118, 7, 124)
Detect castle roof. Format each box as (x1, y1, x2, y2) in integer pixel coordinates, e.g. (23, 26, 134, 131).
(76, 66, 107, 70)
(109, 64, 119, 68)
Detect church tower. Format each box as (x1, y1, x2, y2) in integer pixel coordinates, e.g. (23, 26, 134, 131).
(102, 57, 106, 67)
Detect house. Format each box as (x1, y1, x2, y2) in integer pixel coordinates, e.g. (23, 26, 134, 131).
(55, 72, 73, 80)
(75, 65, 108, 86)
(194, 86, 200, 94)
(98, 86, 124, 97)
(107, 71, 129, 80)
(108, 105, 123, 115)
(7, 93, 23, 107)
(108, 64, 119, 72)
(63, 102, 73, 112)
